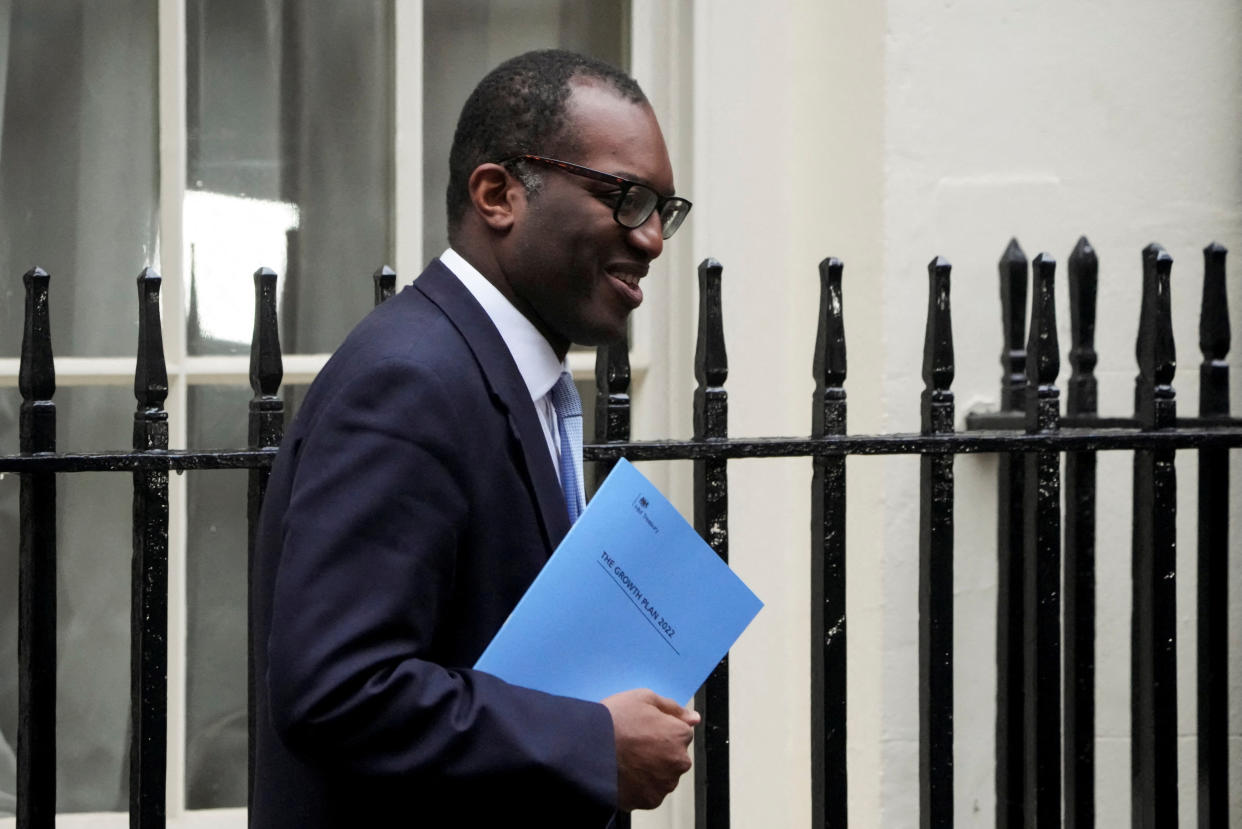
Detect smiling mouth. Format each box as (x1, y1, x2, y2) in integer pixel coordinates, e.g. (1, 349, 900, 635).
(606, 267, 645, 306)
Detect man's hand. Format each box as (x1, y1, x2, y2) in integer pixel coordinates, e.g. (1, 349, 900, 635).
(601, 688, 700, 812)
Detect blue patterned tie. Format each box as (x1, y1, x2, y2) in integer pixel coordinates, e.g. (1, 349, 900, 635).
(549, 371, 586, 523)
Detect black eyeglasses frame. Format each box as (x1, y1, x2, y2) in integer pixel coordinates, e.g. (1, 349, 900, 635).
(502, 153, 691, 240)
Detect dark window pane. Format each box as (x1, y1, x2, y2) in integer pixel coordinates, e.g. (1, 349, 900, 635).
(186, 0, 395, 356)
(422, 0, 629, 261)
(0, 386, 137, 814)
(0, 0, 159, 359)
(185, 383, 306, 809)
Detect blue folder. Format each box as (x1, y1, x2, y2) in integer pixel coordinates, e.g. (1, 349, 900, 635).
(475, 458, 763, 704)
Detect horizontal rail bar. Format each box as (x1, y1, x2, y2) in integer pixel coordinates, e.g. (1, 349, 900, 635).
(965, 412, 1242, 429)
(1, 426, 1241, 472)
(584, 429, 1242, 457)
(0, 449, 279, 472)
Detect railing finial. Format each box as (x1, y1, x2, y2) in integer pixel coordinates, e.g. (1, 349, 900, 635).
(695, 258, 728, 391)
(999, 239, 1028, 412)
(373, 265, 397, 306)
(19, 267, 55, 408)
(1027, 253, 1061, 390)
(134, 267, 169, 415)
(1199, 243, 1229, 363)
(1067, 236, 1099, 416)
(593, 335, 631, 481)
(813, 256, 847, 436)
(1135, 244, 1176, 429)
(922, 256, 955, 435)
(814, 258, 847, 387)
(250, 267, 284, 399)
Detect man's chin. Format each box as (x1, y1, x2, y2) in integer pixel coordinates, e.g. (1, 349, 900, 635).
(570, 328, 629, 350)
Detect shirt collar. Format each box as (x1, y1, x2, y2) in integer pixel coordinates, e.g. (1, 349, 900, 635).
(439, 247, 566, 401)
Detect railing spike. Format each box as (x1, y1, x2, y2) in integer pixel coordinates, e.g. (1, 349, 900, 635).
(922, 256, 955, 417)
(810, 256, 847, 828)
(998, 239, 1028, 412)
(250, 267, 284, 399)
(1199, 243, 1229, 362)
(993, 238, 1028, 827)
(592, 337, 631, 482)
(814, 257, 847, 400)
(693, 258, 730, 828)
(247, 267, 285, 809)
(1022, 252, 1063, 823)
(1196, 240, 1230, 825)
(1026, 253, 1060, 392)
(134, 267, 168, 414)
(1064, 235, 1098, 826)
(695, 258, 727, 392)
(131, 265, 170, 823)
(600, 338, 631, 398)
(1136, 244, 1176, 428)
(1131, 241, 1179, 826)
(17, 263, 57, 828)
(19, 267, 55, 406)
(919, 254, 956, 826)
(1067, 237, 1098, 416)
(373, 265, 397, 306)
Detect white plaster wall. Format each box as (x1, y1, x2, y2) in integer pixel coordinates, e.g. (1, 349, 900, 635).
(881, 1, 1242, 825)
(684, 1, 888, 826)
(680, 0, 1241, 826)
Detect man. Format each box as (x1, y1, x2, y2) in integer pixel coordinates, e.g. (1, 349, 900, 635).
(251, 50, 696, 827)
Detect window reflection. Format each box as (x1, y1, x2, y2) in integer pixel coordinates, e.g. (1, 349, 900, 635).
(186, 192, 300, 351)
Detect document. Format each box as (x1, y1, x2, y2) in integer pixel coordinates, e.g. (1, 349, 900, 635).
(475, 458, 763, 704)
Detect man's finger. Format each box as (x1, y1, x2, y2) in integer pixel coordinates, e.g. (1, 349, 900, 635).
(648, 693, 688, 716)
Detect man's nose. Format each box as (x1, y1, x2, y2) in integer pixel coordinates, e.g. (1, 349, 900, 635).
(627, 211, 664, 259)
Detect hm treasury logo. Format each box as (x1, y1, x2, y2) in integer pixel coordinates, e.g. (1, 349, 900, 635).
(631, 494, 660, 534)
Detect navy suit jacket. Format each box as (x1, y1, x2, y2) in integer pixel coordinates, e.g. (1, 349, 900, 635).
(250, 260, 617, 827)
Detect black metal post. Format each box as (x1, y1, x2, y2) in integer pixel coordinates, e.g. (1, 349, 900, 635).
(1131, 244, 1178, 829)
(18, 266, 56, 829)
(919, 256, 955, 829)
(1022, 254, 1061, 827)
(131, 268, 170, 829)
(1196, 242, 1229, 829)
(593, 333, 630, 829)
(995, 239, 1028, 829)
(693, 258, 730, 829)
(247, 267, 285, 810)
(811, 257, 847, 829)
(1064, 236, 1098, 829)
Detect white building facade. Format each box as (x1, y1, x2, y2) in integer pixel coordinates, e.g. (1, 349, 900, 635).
(0, 1, 1238, 825)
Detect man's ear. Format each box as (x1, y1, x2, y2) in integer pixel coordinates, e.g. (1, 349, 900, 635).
(467, 163, 523, 232)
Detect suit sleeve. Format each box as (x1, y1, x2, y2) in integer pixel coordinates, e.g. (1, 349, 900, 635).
(264, 354, 616, 812)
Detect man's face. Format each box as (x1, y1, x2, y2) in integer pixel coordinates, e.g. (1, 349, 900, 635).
(499, 81, 676, 355)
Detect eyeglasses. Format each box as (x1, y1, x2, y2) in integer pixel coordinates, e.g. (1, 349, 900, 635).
(503, 154, 692, 240)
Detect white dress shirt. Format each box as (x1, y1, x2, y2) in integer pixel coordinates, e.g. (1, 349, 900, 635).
(439, 248, 584, 498)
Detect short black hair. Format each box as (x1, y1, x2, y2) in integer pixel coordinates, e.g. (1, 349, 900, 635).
(446, 49, 647, 240)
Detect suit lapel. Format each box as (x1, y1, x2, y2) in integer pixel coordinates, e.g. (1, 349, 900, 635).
(413, 260, 571, 552)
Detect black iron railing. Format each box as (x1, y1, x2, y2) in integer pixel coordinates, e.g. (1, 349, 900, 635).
(4, 238, 1240, 828)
